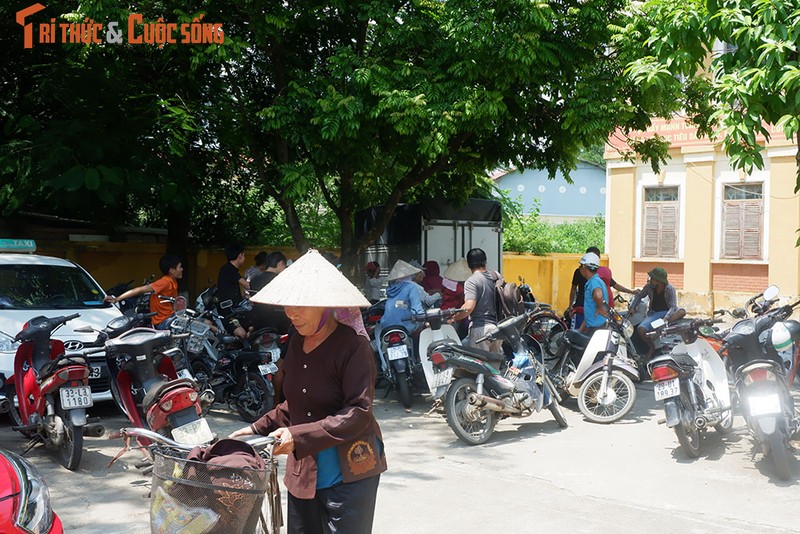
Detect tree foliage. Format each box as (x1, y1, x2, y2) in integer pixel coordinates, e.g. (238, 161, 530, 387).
(618, 0, 800, 184)
(3, 0, 674, 277)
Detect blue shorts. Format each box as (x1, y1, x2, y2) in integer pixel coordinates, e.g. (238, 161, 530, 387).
(639, 311, 668, 331)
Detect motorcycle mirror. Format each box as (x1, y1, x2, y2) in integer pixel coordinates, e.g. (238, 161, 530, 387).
(651, 318, 666, 329)
(763, 285, 780, 301)
(732, 308, 747, 319)
(73, 325, 95, 333)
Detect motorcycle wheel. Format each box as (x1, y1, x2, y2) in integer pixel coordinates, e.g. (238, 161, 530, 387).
(190, 360, 215, 416)
(545, 322, 567, 360)
(674, 394, 701, 458)
(396, 371, 413, 408)
(714, 411, 734, 435)
(445, 378, 496, 445)
(578, 370, 636, 424)
(235, 371, 273, 424)
(767, 431, 792, 481)
(56, 403, 83, 471)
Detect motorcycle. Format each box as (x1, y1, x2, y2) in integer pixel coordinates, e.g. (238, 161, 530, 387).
(5, 314, 103, 470)
(103, 327, 212, 446)
(377, 324, 416, 408)
(428, 310, 568, 445)
(547, 308, 641, 423)
(517, 281, 569, 361)
(413, 307, 465, 398)
(720, 285, 800, 480)
(647, 317, 733, 458)
(0, 448, 63, 533)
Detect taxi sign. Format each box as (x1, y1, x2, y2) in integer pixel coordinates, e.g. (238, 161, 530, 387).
(0, 239, 36, 253)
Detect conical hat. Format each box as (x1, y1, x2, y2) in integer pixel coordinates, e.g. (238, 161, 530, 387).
(387, 259, 422, 281)
(250, 249, 370, 308)
(443, 258, 471, 282)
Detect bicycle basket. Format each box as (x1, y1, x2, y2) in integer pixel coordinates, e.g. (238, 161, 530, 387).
(150, 448, 281, 534)
(187, 320, 212, 354)
(169, 315, 191, 335)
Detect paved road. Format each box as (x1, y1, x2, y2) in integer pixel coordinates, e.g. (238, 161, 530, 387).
(2, 383, 800, 533)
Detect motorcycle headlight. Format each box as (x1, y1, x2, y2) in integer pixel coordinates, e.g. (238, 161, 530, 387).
(623, 320, 634, 339)
(3, 450, 55, 534)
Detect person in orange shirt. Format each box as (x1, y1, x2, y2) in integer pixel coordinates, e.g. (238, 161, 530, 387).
(104, 254, 184, 329)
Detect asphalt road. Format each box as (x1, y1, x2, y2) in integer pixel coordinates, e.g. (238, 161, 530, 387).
(2, 383, 800, 534)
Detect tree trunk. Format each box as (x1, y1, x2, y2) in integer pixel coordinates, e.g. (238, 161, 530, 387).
(166, 207, 191, 294)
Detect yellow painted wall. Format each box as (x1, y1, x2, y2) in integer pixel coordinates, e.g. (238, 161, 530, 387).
(502, 253, 610, 313)
(606, 166, 636, 285)
(768, 155, 800, 295)
(681, 155, 714, 293)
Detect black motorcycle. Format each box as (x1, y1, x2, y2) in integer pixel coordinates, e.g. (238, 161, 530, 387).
(429, 310, 567, 445)
(721, 285, 800, 480)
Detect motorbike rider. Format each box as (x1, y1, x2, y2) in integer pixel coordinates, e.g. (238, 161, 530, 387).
(380, 260, 425, 337)
(629, 267, 683, 359)
(104, 254, 183, 329)
(576, 252, 609, 335)
(217, 243, 250, 339)
(451, 248, 502, 352)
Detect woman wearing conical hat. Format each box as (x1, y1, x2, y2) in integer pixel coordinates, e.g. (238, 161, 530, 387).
(229, 250, 386, 533)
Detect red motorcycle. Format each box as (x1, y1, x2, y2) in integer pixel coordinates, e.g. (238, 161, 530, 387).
(7, 314, 101, 470)
(0, 448, 63, 533)
(104, 327, 212, 446)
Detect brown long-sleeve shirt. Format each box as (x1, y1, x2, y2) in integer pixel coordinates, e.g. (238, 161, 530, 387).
(251, 322, 386, 498)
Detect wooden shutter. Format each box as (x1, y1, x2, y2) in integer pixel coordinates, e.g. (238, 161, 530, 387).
(741, 201, 763, 258)
(643, 204, 661, 257)
(722, 201, 742, 258)
(661, 204, 678, 257)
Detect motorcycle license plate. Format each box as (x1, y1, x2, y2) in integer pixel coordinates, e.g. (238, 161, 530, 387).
(259, 363, 279, 376)
(89, 366, 102, 379)
(654, 378, 680, 401)
(387, 345, 409, 361)
(60, 386, 93, 409)
(748, 393, 782, 417)
(433, 367, 453, 388)
(171, 417, 214, 445)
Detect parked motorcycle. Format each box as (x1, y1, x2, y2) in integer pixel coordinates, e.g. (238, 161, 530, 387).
(647, 317, 732, 458)
(414, 307, 464, 399)
(377, 324, 416, 408)
(428, 310, 567, 445)
(5, 314, 103, 470)
(0, 448, 63, 533)
(547, 308, 641, 423)
(103, 327, 212, 446)
(720, 285, 800, 480)
(518, 281, 568, 360)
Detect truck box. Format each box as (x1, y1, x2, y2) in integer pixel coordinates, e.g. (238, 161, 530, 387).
(355, 199, 503, 281)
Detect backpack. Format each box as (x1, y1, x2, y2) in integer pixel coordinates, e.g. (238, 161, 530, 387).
(493, 271, 524, 321)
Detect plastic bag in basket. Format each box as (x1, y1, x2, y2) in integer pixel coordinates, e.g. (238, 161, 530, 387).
(151, 486, 219, 534)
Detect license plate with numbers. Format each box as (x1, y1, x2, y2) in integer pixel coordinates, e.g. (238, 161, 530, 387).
(60, 386, 93, 409)
(387, 345, 409, 361)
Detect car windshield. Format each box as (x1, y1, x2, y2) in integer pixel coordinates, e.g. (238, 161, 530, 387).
(0, 264, 109, 309)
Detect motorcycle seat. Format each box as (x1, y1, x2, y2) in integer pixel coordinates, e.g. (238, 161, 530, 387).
(448, 344, 506, 363)
(143, 378, 197, 412)
(38, 354, 90, 382)
(564, 329, 592, 349)
(651, 353, 696, 370)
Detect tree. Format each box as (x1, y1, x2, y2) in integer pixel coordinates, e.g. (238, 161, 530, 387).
(619, 0, 800, 184)
(201, 0, 670, 275)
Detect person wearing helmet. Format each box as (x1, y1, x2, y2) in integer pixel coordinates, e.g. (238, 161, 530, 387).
(577, 252, 609, 334)
(451, 248, 502, 352)
(629, 267, 683, 359)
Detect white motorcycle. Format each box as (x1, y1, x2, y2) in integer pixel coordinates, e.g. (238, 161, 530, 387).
(547, 308, 641, 423)
(412, 308, 465, 398)
(647, 317, 733, 458)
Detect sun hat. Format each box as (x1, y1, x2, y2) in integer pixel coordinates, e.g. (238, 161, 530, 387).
(648, 267, 669, 285)
(250, 249, 370, 307)
(387, 259, 422, 282)
(443, 258, 471, 282)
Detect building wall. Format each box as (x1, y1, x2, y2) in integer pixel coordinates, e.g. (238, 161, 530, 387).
(606, 118, 800, 315)
(495, 162, 606, 217)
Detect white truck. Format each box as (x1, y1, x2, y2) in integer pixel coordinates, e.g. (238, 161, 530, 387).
(356, 198, 503, 277)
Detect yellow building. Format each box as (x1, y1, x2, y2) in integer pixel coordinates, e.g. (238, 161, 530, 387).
(605, 118, 800, 314)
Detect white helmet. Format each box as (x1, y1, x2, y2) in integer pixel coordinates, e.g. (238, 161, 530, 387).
(579, 252, 600, 270)
(771, 322, 793, 352)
